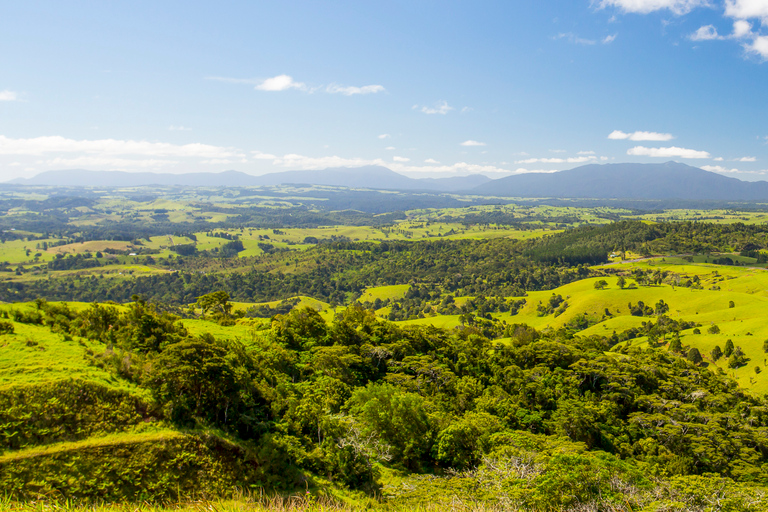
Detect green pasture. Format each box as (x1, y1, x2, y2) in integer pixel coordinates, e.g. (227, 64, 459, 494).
(358, 285, 411, 303)
(0, 317, 128, 389)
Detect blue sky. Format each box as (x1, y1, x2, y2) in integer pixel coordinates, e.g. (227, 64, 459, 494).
(1, 0, 767, 181)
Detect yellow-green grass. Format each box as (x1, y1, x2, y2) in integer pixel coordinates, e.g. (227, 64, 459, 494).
(182, 319, 262, 344)
(632, 208, 768, 224)
(358, 285, 411, 303)
(0, 429, 181, 463)
(0, 238, 62, 265)
(48, 241, 134, 255)
(398, 315, 463, 329)
(0, 320, 129, 389)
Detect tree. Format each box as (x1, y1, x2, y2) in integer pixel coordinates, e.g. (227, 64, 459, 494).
(687, 348, 703, 365)
(196, 290, 232, 319)
(617, 276, 626, 289)
(593, 280, 608, 290)
(724, 339, 734, 357)
(729, 300, 735, 309)
(347, 382, 435, 471)
(707, 324, 721, 334)
(669, 336, 682, 353)
(762, 339, 768, 353)
(711, 345, 723, 361)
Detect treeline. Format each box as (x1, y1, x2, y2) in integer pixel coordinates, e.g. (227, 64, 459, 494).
(5, 299, 768, 506)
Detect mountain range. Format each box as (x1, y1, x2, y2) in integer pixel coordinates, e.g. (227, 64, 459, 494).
(6, 162, 768, 201)
(6, 166, 491, 192)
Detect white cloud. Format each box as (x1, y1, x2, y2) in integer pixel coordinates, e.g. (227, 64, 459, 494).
(516, 156, 597, 164)
(702, 164, 768, 176)
(746, 34, 768, 58)
(725, 0, 768, 21)
(738, 156, 757, 161)
(627, 145, 711, 158)
(460, 140, 487, 147)
(603, 34, 618, 43)
(549, 149, 567, 153)
(393, 156, 410, 162)
(255, 75, 308, 92)
(252, 150, 277, 160)
(714, 156, 724, 161)
(0, 90, 18, 102)
(597, 0, 708, 15)
(0, 135, 239, 158)
(42, 156, 178, 169)
(557, 32, 596, 45)
(326, 84, 385, 95)
(578, 150, 596, 155)
(415, 101, 454, 115)
(424, 158, 440, 164)
(378, 134, 391, 139)
(690, 25, 723, 40)
(609, 130, 675, 141)
(702, 164, 740, 173)
(168, 125, 192, 131)
(732, 19, 753, 38)
(385, 146, 396, 150)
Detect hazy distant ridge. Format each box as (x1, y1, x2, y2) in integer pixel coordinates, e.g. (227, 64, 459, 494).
(471, 162, 768, 201)
(8, 162, 768, 201)
(9, 167, 492, 192)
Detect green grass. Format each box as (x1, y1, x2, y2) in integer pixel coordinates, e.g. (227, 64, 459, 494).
(358, 285, 411, 303)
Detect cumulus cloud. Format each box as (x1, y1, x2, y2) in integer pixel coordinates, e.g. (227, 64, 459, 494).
(255, 75, 308, 92)
(690, 25, 723, 40)
(597, 0, 708, 15)
(424, 158, 440, 164)
(393, 156, 410, 162)
(627, 145, 711, 158)
(608, 130, 675, 141)
(746, 34, 768, 58)
(725, 0, 768, 21)
(703, 164, 768, 176)
(702, 164, 740, 173)
(326, 84, 385, 95)
(733, 19, 753, 37)
(414, 101, 454, 115)
(378, 134, 391, 139)
(603, 34, 618, 43)
(738, 156, 757, 161)
(0, 90, 18, 101)
(687, 5, 768, 60)
(460, 140, 487, 147)
(252, 150, 277, 160)
(516, 156, 598, 164)
(0, 135, 239, 158)
(42, 157, 178, 169)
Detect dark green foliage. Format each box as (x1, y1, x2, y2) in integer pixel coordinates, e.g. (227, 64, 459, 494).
(0, 379, 150, 450)
(0, 432, 295, 501)
(711, 345, 723, 361)
(687, 347, 703, 364)
(146, 335, 264, 435)
(725, 339, 735, 357)
(708, 324, 721, 334)
(0, 321, 13, 334)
